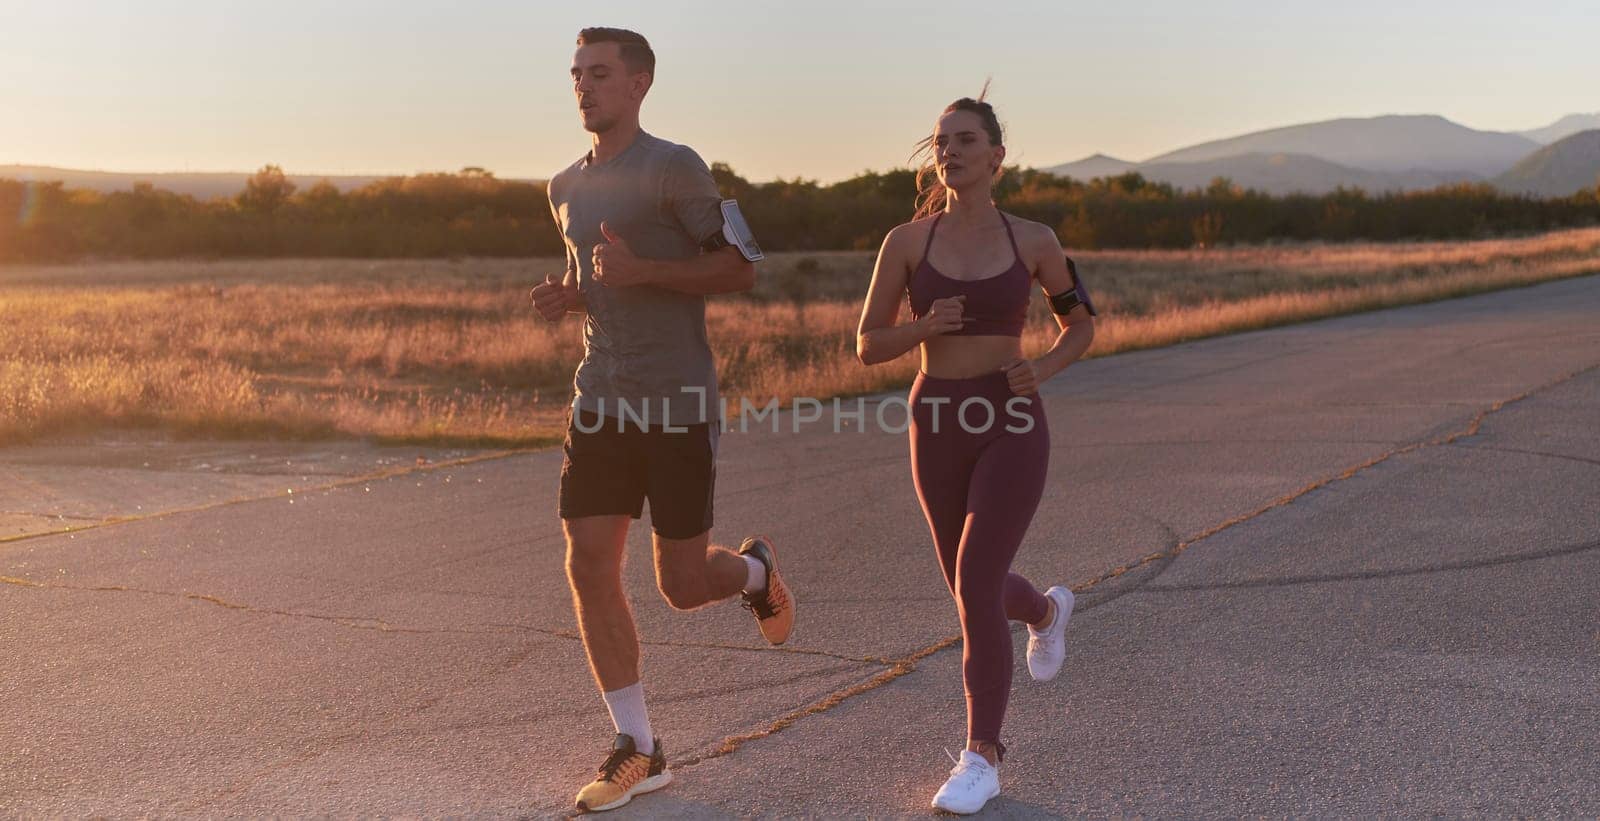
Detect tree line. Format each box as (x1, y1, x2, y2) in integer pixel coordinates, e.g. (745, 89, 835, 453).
(3, 163, 1597, 262)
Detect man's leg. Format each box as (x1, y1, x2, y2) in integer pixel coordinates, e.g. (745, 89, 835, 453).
(561, 414, 676, 812)
(558, 408, 662, 759)
(563, 514, 640, 690)
(641, 415, 794, 642)
(652, 530, 747, 610)
(566, 511, 672, 811)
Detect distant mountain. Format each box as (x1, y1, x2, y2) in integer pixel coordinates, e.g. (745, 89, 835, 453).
(1043, 153, 1135, 181)
(1144, 114, 1536, 178)
(0, 165, 537, 200)
(1517, 113, 1600, 145)
(1493, 129, 1600, 197)
(1134, 153, 1478, 196)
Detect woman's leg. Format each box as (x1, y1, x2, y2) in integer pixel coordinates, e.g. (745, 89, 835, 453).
(953, 415, 1051, 753)
(910, 389, 976, 598)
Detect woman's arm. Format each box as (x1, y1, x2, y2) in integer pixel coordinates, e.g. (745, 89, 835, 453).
(1029, 223, 1095, 381)
(1000, 222, 1096, 394)
(856, 224, 964, 365)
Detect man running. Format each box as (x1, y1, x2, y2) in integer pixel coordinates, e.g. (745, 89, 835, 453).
(529, 27, 796, 814)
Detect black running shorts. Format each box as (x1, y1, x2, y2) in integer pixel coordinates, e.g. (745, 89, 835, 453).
(558, 407, 716, 540)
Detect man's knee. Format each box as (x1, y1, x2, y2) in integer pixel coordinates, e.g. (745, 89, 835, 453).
(652, 531, 713, 610)
(656, 567, 706, 611)
(566, 548, 620, 593)
(564, 518, 626, 594)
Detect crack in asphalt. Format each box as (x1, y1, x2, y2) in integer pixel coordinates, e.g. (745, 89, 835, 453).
(0, 509, 101, 520)
(672, 635, 963, 770)
(1070, 399, 1485, 408)
(477, 621, 887, 665)
(1062, 361, 1600, 600)
(390, 661, 878, 743)
(0, 448, 538, 548)
(1133, 538, 1600, 594)
(0, 575, 456, 634)
(1059, 437, 1405, 449)
(0, 574, 885, 667)
(639, 662, 875, 710)
(1448, 443, 1600, 469)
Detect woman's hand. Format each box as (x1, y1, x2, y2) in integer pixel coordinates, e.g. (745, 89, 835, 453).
(1001, 357, 1040, 396)
(919, 295, 969, 337)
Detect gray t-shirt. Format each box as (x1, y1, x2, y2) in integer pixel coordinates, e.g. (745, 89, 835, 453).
(547, 131, 726, 426)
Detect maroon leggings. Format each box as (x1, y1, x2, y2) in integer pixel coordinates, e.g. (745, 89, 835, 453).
(908, 370, 1051, 752)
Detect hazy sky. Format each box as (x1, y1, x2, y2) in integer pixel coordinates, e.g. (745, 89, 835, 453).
(2, 0, 1595, 181)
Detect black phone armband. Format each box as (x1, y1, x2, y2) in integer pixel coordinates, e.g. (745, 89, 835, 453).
(1048, 255, 1097, 316)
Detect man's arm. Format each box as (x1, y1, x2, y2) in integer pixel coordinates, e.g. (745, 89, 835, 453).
(625, 246, 755, 295)
(591, 222, 753, 295)
(533, 181, 587, 319)
(639, 145, 759, 295)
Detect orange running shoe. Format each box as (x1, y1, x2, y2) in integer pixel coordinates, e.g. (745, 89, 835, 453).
(738, 536, 795, 645)
(574, 733, 670, 813)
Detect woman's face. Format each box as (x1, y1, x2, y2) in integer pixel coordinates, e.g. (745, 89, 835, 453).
(933, 109, 1004, 191)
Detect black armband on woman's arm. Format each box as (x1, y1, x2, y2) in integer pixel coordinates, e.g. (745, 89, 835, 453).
(1048, 288, 1083, 315)
(1048, 255, 1098, 316)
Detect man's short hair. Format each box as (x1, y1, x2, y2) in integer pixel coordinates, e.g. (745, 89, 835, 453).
(576, 28, 655, 77)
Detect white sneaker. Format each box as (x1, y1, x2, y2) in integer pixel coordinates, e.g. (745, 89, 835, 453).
(931, 749, 1000, 815)
(1026, 586, 1075, 682)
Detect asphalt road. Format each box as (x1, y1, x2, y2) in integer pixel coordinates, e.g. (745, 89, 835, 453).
(3, 276, 1598, 817)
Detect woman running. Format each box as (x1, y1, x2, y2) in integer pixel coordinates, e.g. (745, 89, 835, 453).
(856, 91, 1097, 814)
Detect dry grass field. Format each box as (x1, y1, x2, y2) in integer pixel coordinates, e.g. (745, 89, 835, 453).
(3, 227, 1598, 447)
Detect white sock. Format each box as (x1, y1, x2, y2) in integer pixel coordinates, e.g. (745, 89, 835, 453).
(742, 554, 768, 593)
(601, 682, 654, 755)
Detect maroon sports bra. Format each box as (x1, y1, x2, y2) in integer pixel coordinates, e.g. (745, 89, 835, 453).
(907, 212, 1031, 337)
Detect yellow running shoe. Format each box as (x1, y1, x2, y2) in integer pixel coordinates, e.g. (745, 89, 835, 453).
(574, 733, 670, 813)
(738, 536, 795, 645)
